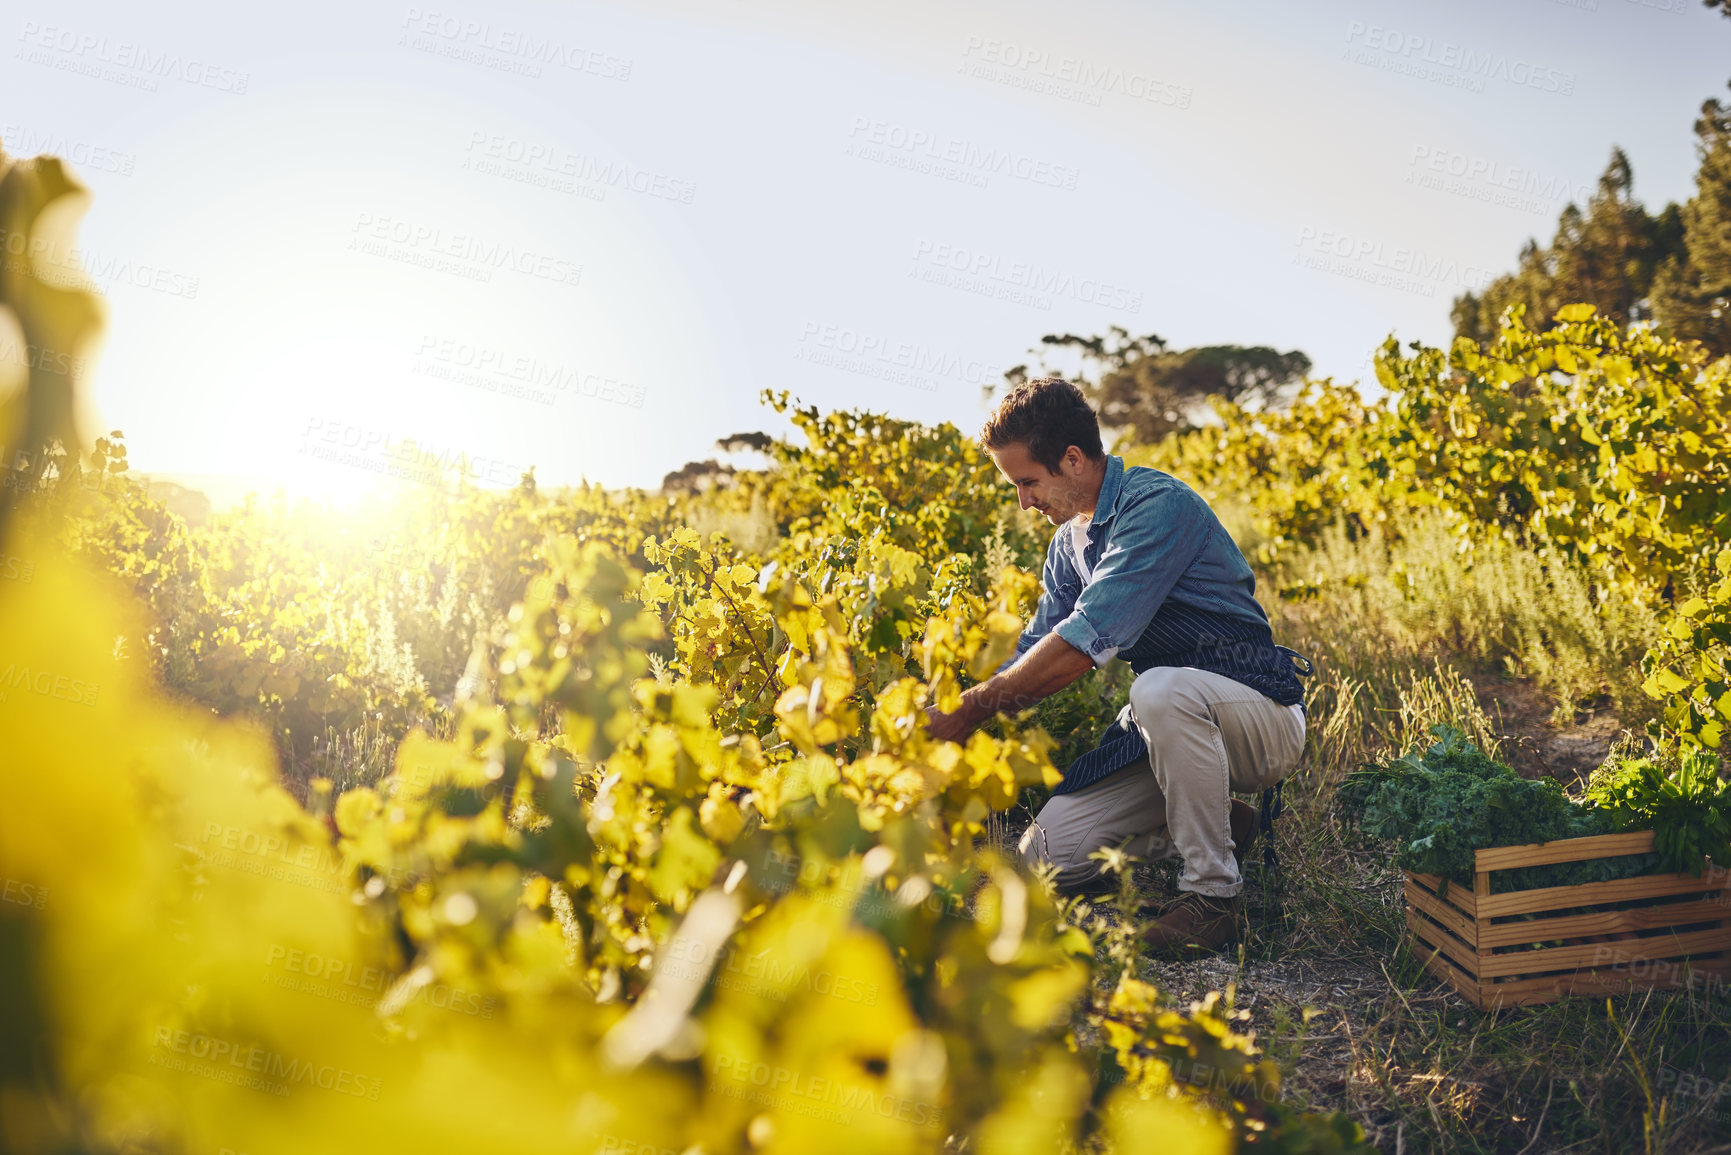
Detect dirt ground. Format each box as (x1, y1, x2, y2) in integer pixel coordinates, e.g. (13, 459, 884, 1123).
(1022, 674, 1727, 1153)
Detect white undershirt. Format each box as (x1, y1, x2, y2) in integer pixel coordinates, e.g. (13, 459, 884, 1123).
(1069, 517, 1094, 583)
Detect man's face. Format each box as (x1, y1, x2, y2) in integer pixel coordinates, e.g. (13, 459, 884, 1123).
(987, 441, 1090, 525)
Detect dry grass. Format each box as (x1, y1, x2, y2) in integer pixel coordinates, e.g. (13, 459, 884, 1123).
(1268, 511, 1662, 730)
(1204, 782, 1731, 1154)
(1093, 510, 1725, 1152)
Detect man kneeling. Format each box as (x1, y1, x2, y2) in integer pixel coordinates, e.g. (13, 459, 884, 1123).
(925, 377, 1309, 958)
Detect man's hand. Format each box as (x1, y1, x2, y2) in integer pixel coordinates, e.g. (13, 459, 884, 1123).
(921, 632, 1098, 744)
(925, 699, 988, 744)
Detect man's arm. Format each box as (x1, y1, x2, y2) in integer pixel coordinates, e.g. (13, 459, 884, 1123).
(925, 631, 1094, 742)
(926, 521, 1091, 742)
(927, 485, 1215, 742)
(991, 528, 1079, 676)
(1047, 486, 1213, 668)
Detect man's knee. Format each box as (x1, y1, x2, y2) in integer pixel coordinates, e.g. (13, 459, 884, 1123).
(1019, 816, 1104, 889)
(1039, 839, 1116, 897)
(1019, 815, 1089, 870)
(1017, 820, 1049, 870)
(1128, 667, 1205, 731)
(1021, 816, 1156, 898)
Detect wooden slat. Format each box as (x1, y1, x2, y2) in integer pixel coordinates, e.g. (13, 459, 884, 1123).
(1402, 853, 1731, 1010)
(1474, 830, 1656, 872)
(1406, 872, 1477, 917)
(1407, 908, 1480, 976)
(1574, 940, 1731, 981)
(1479, 959, 1731, 1008)
(1476, 872, 1731, 919)
(1480, 971, 1642, 1009)
(1476, 900, 1731, 949)
(1414, 936, 1485, 1009)
(1407, 907, 1481, 975)
(1405, 878, 1478, 943)
(1477, 926, 1731, 979)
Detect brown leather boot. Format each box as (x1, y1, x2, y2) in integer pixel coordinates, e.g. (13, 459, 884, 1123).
(1141, 890, 1242, 959)
(1138, 800, 1260, 919)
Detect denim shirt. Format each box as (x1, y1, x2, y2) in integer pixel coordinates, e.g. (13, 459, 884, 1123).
(995, 456, 1305, 795)
(997, 453, 1301, 796)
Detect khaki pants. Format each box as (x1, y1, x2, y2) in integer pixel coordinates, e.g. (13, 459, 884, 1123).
(1017, 666, 1305, 898)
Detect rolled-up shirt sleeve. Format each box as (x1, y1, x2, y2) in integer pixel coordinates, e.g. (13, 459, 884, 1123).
(992, 529, 1080, 676)
(1052, 488, 1214, 668)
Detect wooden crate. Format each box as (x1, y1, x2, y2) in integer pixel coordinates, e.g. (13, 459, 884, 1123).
(1402, 830, 1731, 1009)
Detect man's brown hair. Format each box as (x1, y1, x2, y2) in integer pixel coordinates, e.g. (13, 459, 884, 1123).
(979, 377, 1104, 473)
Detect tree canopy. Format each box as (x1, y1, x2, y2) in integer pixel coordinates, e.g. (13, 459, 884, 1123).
(1453, 80, 1731, 358)
(1000, 326, 1312, 445)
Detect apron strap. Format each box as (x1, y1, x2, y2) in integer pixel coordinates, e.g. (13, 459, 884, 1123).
(1258, 647, 1310, 874)
(1259, 781, 1284, 872)
(1275, 644, 1315, 678)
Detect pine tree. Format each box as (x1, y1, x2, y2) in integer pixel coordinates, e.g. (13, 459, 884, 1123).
(1453, 236, 1558, 345)
(1452, 151, 1682, 343)
(1651, 87, 1731, 357)
(1554, 149, 1670, 327)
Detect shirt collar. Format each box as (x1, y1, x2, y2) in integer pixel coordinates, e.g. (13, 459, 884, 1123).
(1088, 454, 1127, 527)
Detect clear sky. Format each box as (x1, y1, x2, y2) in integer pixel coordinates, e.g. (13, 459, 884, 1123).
(4, 0, 1727, 502)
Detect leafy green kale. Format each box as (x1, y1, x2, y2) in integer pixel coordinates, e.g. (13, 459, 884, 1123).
(1337, 725, 1661, 892)
(1583, 747, 1731, 876)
